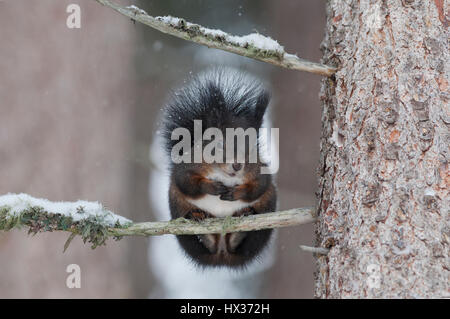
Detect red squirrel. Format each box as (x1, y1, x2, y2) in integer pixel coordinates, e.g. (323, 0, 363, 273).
(161, 68, 277, 267)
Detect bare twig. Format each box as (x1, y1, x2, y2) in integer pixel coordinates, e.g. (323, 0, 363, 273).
(94, 0, 336, 76)
(299, 245, 329, 255)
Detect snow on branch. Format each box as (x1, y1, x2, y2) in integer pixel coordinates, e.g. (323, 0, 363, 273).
(0, 193, 132, 250)
(94, 0, 336, 76)
(0, 193, 316, 251)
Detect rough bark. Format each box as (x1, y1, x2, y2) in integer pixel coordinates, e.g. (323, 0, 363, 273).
(316, 0, 449, 298)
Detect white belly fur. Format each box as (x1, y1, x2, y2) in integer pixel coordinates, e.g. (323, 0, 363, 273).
(187, 195, 254, 217)
(187, 168, 254, 217)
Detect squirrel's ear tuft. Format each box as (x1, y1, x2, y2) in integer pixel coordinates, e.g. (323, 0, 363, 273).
(254, 89, 270, 124)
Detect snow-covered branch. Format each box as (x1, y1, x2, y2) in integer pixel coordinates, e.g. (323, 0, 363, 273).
(94, 0, 336, 76)
(0, 194, 316, 250)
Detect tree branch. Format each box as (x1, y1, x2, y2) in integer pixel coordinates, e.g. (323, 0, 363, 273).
(93, 0, 336, 76)
(110, 207, 316, 237)
(0, 194, 316, 250)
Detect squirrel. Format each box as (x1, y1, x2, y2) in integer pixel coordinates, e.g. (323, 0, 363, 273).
(161, 68, 277, 268)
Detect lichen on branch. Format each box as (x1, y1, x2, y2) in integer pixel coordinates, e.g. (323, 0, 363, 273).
(0, 193, 316, 251)
(0, 193, 131, 250)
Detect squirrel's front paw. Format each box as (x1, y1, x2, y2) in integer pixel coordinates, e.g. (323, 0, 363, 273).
(207, 181, 229, 196)
(185, 210, 212, 221)
(219, 188, 236, 201)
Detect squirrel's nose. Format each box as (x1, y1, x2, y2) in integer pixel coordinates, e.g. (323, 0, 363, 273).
(232, 163, 242, 171)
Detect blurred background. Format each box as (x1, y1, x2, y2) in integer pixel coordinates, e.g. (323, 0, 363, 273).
(0, 0, 325, 298)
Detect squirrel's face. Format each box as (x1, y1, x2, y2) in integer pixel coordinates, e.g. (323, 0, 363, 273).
(201, 134, 257, 178)
(217, 162, 245, 178)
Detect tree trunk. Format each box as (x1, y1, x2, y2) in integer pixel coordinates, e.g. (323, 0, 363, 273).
(316, 0, 449, 298)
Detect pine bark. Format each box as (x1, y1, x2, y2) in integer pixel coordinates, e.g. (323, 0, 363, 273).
(316, 0, 449, 298)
